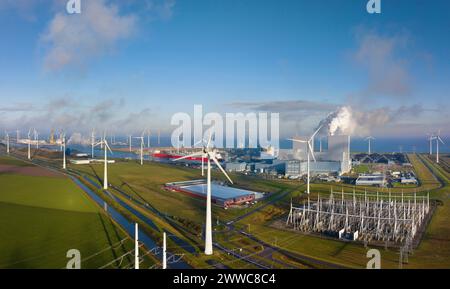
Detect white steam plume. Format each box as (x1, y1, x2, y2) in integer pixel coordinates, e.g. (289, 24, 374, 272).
(319, 106, 396, 137)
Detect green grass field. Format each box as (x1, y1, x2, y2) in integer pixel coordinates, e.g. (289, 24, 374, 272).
(352, 164, 370, 174)
(0, 156, 145, 269)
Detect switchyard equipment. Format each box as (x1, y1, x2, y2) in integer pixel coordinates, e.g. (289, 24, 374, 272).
(286, 190, 430, 246)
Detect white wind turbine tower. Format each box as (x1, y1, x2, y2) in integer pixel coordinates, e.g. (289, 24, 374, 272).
(62, 133, 67, 170)
(5, 131, 10, 154)
(435, 130, 445, 164)
(102, 131, 106, 150)
(365, 136, 375, 155)
(289, 125, 322, 195)
(91, 129, 96, 158)
(129, 135, 132, 152)
(174, 133, 233, 255)
(427, 133, 435, 155)
(134, 223, 139, 269)
(134, 133, 144, 165)
(27, 129, 32, 160)
(34, 129, 39, 149)
(147, 129, 151, 149)
(193, 139, 208, 176)
(162, 232, 167, 269)
(94, 136, 113, 190)
(58, 130, 63, 151)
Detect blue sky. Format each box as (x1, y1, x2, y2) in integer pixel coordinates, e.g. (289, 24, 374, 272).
(0, 0, 449, 138)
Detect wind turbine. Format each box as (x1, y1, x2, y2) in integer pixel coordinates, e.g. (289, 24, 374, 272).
(288, 125, 322, 195)
(58, 130, 64, 151)
(5, 131, 10, 154)
(62, 133, 67, 170)
(134, 133, 144, 165)
(91, 129, 96, 158)
(427, 133, 435, 155)
(134, 223, 139, 269)
(173, 133, 233, 255)
(27, 129, 32, 160)
(34, 129, 39, 149)
(162, 232, 167, 269)
(102, 130, 106, 150)
(95, 136, 113, 190)
(146, 129, 151, 149)
(129, 135, 132, 152)
(365, 136, 375, 155)
(194, 139, 207, 176)
(435, 130, 445, 164)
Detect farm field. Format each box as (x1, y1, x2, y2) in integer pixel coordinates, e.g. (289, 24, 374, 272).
(0, 156, 147, 269)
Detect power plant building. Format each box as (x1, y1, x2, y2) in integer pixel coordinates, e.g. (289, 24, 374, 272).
(284, 134, 352, 177)
(286, 160, 342, 177)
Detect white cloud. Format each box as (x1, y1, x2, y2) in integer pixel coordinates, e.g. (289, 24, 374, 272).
(40, 0, 137, 71)
(352, 30, 411, 98)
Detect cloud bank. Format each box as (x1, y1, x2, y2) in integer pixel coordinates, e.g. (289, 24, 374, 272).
(0, 97, 159, 135)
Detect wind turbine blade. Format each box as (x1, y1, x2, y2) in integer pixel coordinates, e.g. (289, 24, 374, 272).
(311, 124, 323, 139)
(287, 138, 307, 143)
(438, 136, 445, 144)
(172, 152, 203, 161)
(211, 155, 233, 184)
(104, 141, 113, 154)
(308, 142, 316, 162)
(207, 130, 213, 148)
(194, 139, 205, 147)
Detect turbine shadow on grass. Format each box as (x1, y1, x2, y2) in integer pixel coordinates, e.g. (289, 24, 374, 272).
(97, 213, 118, 265)
(88, 165, 103, 186)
